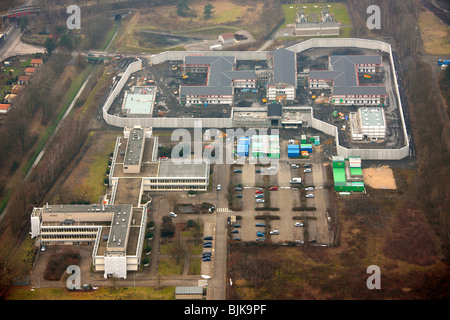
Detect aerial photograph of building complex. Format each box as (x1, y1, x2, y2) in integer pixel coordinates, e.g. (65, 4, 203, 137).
(0, 0, 448, 313)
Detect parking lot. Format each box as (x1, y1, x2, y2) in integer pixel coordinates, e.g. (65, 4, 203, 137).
(225, 138, 331, 246)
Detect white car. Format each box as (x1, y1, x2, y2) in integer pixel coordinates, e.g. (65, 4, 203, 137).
(305, 187, 315, 191)
(306, 194, 314, 198)
(217, 184, 222, 191)
(304, 168, 312, 173)
(295, 222, 304, 227)
(169, 212, 177, 218)
(269, 230, 279, 235)
(256, 199, 265, 203)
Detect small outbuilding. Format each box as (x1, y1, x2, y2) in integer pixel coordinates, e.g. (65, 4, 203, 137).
(218, 32, 235, 44)
(175, 286, 204, 300)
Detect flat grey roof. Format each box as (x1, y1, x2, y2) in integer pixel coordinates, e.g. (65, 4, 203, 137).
(175, 287, 203, 295)
(123, 86, 156, 114)
(158, 161, 208, 178)
(124, 128, 145, 166)
(359, 107, 385, 127)
(107, 205, 133, 250)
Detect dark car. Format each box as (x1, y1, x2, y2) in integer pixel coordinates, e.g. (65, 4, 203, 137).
(235, 194, 242, 198)
(203, 257, 211, 261)
(255, 223, 265, 227)
(233, 169, 242, 173)
(204, 236, 213, 241)
(233, 237, 241, 241)
(231, 229, 239, 233)
(233, 224, 241, 228)
(235, 187, 243, 191)
(203, 241, 212, 246)
(203, 244, 212, 248)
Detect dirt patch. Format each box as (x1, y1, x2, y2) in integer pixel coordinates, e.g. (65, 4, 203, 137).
(363, 166, 397, 190)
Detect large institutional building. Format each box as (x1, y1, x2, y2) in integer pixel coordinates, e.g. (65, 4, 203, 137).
(30, 126, 210, 279)
(308, 55, 387, 106)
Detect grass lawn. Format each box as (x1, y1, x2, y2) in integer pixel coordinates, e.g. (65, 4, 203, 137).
(50, 130, 118, 204)
(158, 258, 183, 275)
(6, 286, 175, 300)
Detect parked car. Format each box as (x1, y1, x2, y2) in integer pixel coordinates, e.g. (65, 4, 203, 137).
(256, 199, 265, 203)
(256, 237, 265, 242)
(204, 236, 213, 240)
(234, 187, 243, 191)
(255, 223, 265, 227)
(269, 230, 279, 235)
(202, 252, 212, 257)
(169, 212, 177, 218)
(255, 190, 264, 194)
(235, 194, 242, 198)
(255, 194, 264, 199)
(306, 194, 314, 198)
(303, 164, 311, 168)
(269, 186, 278, 191)
(231, 229, 239, 233)
(256, 231, 265, 237)
(291, 164, 299, 169)
(267, 166, 277, 171)
(202, 257, 211, 261)
(203, 244, 212, 248)
(233, 169, 242, 173)
(217, 184, 222, 191)
(233, 224, 241, 228)
(295, 222, 304, 227)
(203, 241, 212, 245)
(233, 237, 241, 241)
(305, 187, 315, 191)
(304, 168, 312, 173)
(255, 169, 261, 173)
(40, 245, 46, 252)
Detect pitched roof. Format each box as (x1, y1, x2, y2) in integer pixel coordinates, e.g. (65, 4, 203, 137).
(181, 56, 255, 98)
(220, 32, 235, 40)
(31, 58, 43, 64)
(269, 48, 296, 86)
(309, 55, 386, 96)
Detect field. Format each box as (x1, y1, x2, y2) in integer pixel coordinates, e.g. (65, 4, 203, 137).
(6, 286, 175, 300)
(48, 130, 118, 205)
(280, 2, 351, 29)
(112, 0, 268, 52)
(417, 8, 450, 55)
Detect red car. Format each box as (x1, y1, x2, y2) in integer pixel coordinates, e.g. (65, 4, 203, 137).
(255, 190, 264, 194)
(269, 186, 278, 191)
